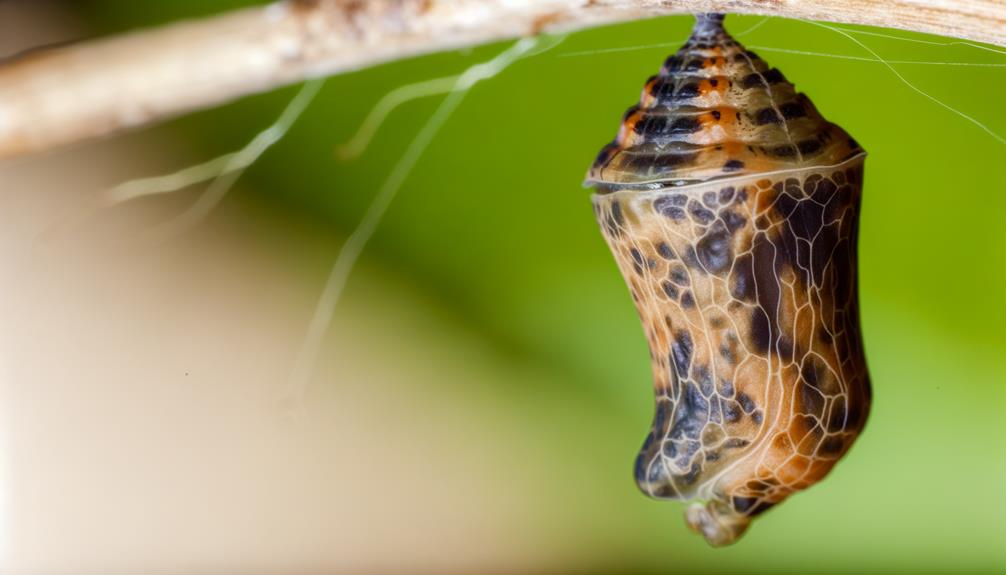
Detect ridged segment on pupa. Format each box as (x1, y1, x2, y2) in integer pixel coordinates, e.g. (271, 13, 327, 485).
(587, 13, 870, 546)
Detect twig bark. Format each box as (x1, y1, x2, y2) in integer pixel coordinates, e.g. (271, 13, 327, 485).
(0, 0, 1002, 159)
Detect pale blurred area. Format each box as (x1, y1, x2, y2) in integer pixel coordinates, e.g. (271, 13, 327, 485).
(0, 3, 583, 573)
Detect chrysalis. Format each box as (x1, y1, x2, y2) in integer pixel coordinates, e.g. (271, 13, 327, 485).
(587, 14, 870, 546)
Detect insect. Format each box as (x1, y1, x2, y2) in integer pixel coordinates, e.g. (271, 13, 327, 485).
(587, 13, 871, 546)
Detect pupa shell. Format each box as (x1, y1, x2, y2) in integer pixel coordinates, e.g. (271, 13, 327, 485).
(587, 14, 870, 546)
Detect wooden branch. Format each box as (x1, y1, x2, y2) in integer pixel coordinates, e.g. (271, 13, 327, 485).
(1, 0, 1002, 159)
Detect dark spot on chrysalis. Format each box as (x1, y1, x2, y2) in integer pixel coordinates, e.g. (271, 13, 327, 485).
(748, 500, 775, 517)
(846, 401, 864, 430)
(670, 383, 710, 442)
(799, 382, 825, 416)
(798, 138, 822, 155)
(670, 330, 694, 379)
(733, 496, 759, 514)
(828, 399, 847, 432)
(650, 478, 678, 498)
(750, 307, 771, 353)
(604, 200, 624, 237)
(695, 365, 714, 397)
(681, 244, 700, 268)
(669, 117, 702, 134)
(709, 396, 722, 423)
(654, 196, 687, 220)
(748, 235, 782, 354)
(612, 200, 624, 223)
(723, 401, 741, 423)
(659, 206, 686, 220)
(681, 461, 703, 485)
(761, 68, 786, 84)
(593, 143, 617, 168)
(721, 210, 746, 234)
(630, 247, 644, 266)
(695, 223, 733, 275)
(657, 242, 676, 259)
(719, 379, 735, 398)
(646, 453, 668, 484)
(736, 392, 756, 414)
(681, 291, 696, 308)
(770, 144, 798, 158)
(755, 108, 781, 126)
(654, 151, 699, 173)
(661, 280, 679, 299)
(674, 83, 700, 99)
(669, 265, 690, 286)
(780, 101, 806, 119)
(730, 252, 754, 301)
(802, 358, 822, 389)
(661, 441, 676, 458)
(740, 73, 762, 89)
(632, 115, 666, 137)
(820, 436, 844, 455)
(778, 337, 794, 363)
(819, 327, 834, 345)
(688, 200, 715, 224)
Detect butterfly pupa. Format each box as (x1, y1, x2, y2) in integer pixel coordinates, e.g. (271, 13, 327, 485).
(587, 13, 871, 546)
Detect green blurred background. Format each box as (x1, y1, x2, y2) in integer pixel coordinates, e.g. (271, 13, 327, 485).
(55, 1, 1006, 572)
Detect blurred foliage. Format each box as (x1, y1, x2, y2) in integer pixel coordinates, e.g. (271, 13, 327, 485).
(72, 2, 1006, 572)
